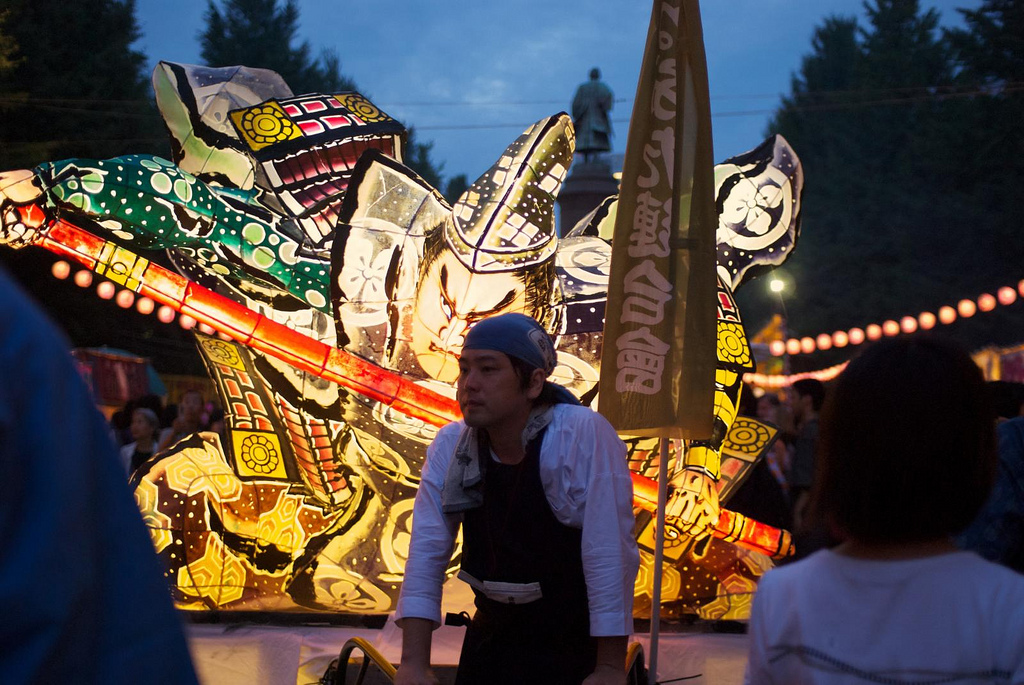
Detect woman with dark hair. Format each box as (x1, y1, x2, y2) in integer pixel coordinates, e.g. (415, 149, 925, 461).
(745, 336, 1024, 683)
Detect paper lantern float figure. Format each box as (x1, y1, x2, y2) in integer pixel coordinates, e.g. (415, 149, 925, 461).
(0, 61, 802, 619)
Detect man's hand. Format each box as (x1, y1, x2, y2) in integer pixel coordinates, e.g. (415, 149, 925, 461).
(584, 635, 627, 685)
(395, 617, 438, 685)
(0, 169, 45, 248)
(666, 468, 721, 557)
(791, 489, 810, 532)
(393, 664, 439, 685)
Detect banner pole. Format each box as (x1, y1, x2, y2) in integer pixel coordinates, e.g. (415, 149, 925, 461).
(648, 436, 671, 684)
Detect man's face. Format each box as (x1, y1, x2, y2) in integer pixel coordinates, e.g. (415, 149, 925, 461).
(756, 396, 778, 423)
(180, 392, 204, 422)
(457, 349, 536, 430)
(411, 250, 529, 383)
(792, 392, 809, 423)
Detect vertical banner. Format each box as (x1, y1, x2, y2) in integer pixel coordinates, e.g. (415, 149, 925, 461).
(599, 0, 717, 438)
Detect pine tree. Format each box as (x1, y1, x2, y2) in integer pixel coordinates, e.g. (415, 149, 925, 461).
(444, 174, 470, 205)
(201, 0, 355, 94)
(403, 126, 443, 192)
(0, 0, 204, 373)
(944, 0, 1024, 177)
(751, 0, 1024, 367)
(0, 10, 18, 75)
(945, 0, 1023, 85)
(0, 0, 161, 169)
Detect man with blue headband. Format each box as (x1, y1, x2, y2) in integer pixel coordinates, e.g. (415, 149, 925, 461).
(395, 313, 639, 685)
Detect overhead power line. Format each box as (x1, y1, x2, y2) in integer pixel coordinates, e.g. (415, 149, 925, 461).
(2, 79, 1019, 109)
(414, 83, 1024, 131)
(2, 81, 1018, 137)
(2, 138, 167, 152)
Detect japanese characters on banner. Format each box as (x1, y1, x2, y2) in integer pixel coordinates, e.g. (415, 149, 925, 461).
(599, 0, 717, 439)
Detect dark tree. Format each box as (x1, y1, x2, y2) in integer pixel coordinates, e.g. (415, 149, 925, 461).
(748, 0, 1024, 370)
(0, 9, 18, 75)
(201, 0, 355, 94)
(944, 0, 1024, 198)
(0, 0, 204, 373)
(946, 0, 1024, 85)
(444, 173, 470, 205)
(403, 126, 444, 193)
(0, 0, 162, 169)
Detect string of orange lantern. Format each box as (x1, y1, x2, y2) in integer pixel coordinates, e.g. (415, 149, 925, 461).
(33, 209, 790, 560)
(744, 362, 849, 389)
(53, 257, 222, 336)
(769, 283, 1023, 358)
(55, 246, 1009, 406)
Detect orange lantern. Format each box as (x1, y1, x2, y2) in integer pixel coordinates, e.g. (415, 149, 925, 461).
(157, 305, 175, 323)
(786, 338, 801, 356)
(977, 293, 996, 312)
(832, 330, 849, 348)
(900, 316, 917, 334)
(958, 299, 976, 318)
(73, 270, 93, 288)
(816, 333, 832, 351)
(96, 281, 115, 300)
(800, 337, 815, 354)
(848, 328, 865, 345)
(938, 306, 957, 325)
(866, 324, 882, 340)
(882, 320, 900, 337)
(918, 311, 936, 330)
(998, 287, 1017, 306)
(51, 260, 70, 280)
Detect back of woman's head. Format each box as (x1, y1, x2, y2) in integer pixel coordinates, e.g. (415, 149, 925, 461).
(812, 336, 996, 545)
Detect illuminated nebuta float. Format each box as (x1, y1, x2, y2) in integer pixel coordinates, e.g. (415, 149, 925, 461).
(0, 62, 803, 619)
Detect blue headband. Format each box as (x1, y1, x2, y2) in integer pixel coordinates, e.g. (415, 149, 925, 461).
(463, 313, 557, 374)
(462, 313, 580, 405)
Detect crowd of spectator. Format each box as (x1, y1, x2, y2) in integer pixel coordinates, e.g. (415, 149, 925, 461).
(85, 331, 1024, 683)
(107, 390, 224, 477)
(734, 353, 1024, 572)
(730, 378, 828, 552)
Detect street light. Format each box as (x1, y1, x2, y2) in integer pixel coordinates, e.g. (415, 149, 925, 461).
(769, 278, 785, 293)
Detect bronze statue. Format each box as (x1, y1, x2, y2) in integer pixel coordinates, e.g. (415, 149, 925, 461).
(571, 67, 614, 161)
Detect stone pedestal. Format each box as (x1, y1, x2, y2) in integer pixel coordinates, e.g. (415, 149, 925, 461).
(557, 158, 619, 236)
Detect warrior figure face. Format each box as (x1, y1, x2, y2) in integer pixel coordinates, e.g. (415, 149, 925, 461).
(411, 248, 530, 383)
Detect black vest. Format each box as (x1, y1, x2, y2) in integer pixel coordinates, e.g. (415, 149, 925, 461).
(456, 427, 596, 685)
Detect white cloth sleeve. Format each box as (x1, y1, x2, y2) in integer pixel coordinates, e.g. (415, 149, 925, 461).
(393, 422, 462, 628)
(119, 443, 135, 475)
(544, 405, 639, 637)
